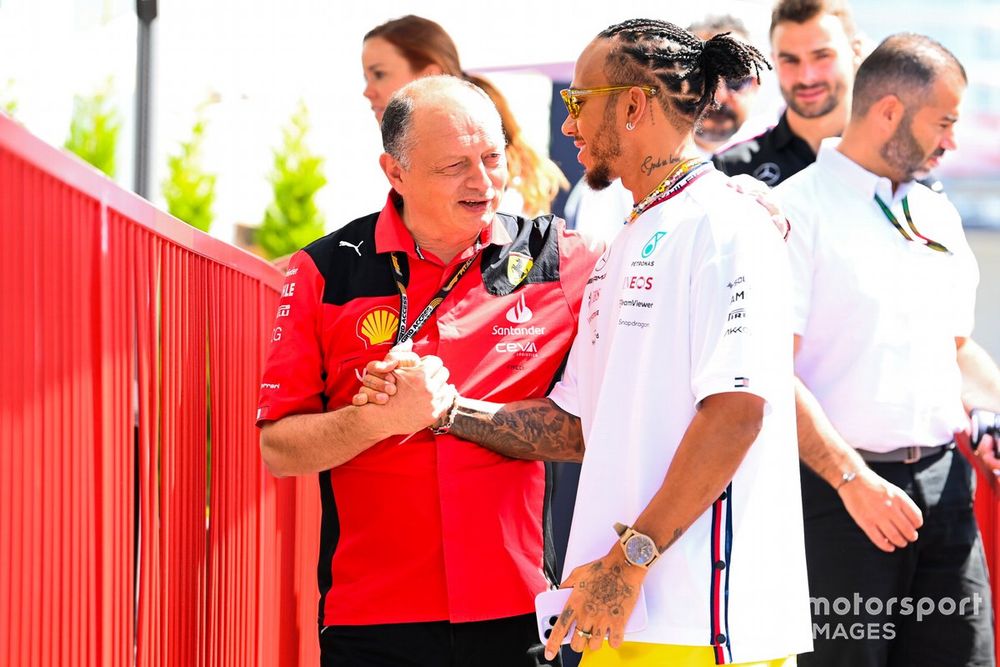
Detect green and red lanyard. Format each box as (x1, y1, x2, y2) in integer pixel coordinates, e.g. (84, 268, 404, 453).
(874, 194, 951, 254)
(389, 247, 480, 345)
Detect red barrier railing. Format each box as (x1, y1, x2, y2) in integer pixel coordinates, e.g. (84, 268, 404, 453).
(0, 113, 321, 666)
(974, 464, 1000, 666)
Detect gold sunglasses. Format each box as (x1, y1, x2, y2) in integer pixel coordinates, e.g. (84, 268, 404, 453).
(560, 85, 659, 119)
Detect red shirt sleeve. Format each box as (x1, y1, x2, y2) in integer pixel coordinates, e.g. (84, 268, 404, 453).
(256, 250, 327, 426)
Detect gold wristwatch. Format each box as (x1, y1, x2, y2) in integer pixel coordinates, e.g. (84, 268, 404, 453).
(614, 522, 661, 568)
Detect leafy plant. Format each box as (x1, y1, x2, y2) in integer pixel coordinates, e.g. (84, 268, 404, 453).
(162, 106, 217, 232)
(0, 79, 17, 117)
(256, 100, 327, 259)
(64, 79, 121, 177)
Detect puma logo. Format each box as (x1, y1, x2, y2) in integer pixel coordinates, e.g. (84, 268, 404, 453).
(339, 240, 364, 256)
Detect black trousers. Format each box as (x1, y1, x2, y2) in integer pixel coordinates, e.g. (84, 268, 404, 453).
(799, 449, 995, 667)
(319, 612, 560, 667)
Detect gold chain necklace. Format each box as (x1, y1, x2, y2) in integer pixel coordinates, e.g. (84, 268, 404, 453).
(626, 157, 709, 225)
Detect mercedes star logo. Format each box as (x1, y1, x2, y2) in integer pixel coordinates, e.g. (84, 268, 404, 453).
(752, 162, 781, 186)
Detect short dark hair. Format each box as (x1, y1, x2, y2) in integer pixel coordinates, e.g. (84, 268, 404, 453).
(687, 14, 752, 42)
(769, 0, 856, 39)
(598, 18, 770, 129)
(851, 33, 967, 119)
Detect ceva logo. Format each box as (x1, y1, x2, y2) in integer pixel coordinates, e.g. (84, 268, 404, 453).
(506, 293, 533, 324)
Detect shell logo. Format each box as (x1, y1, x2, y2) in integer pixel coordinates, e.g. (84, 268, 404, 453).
(356, 307, 399, 347)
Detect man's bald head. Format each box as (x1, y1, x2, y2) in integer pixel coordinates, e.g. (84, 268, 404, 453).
(381, 75, 502, 169)
(851, 33, 966, 121)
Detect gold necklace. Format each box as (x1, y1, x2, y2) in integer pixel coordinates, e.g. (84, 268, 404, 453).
(626, 157, 708, 225)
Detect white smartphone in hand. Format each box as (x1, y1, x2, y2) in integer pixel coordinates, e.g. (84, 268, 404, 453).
(534, 586, 648, 645)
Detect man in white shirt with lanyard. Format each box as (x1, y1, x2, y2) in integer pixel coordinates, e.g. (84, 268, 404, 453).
(776, 33, 1000, 667)
(360, 19, 814, 667)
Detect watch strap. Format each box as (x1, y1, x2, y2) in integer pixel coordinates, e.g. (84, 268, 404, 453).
(613, 522, 660, 568)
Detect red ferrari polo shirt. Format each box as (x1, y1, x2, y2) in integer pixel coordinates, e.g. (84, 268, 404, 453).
(257, 192, 600, 625)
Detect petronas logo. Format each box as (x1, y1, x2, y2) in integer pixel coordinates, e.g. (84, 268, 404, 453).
(641, 231, 667, 259)
(357, 307, 399, 347)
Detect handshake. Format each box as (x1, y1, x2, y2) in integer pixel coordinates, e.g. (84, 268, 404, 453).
(350, 340, 458, 437)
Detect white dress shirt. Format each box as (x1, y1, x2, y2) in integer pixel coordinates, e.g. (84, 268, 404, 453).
(777, 138, 979, 452)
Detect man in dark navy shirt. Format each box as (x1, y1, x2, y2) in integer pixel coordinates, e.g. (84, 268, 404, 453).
(714, 0, 862, 186)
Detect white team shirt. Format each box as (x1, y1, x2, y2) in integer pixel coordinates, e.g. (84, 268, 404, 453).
(777, 139, 979, 452)
(549, 167, 812, 664)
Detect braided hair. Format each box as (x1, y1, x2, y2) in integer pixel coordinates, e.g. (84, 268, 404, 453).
(598, 19, 770, 127)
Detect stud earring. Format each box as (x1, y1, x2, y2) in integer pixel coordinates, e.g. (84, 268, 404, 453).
(625, 121, 635, 131)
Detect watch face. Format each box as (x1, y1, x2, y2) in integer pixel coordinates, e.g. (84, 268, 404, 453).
(625, 534, 656, 566)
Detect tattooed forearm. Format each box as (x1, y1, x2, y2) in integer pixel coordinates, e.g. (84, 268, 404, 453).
(641, 154, 680, 176)
(657, 528, 684, 553)
(450, 397, 584, 462)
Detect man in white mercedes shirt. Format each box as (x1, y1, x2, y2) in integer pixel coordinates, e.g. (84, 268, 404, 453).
(358, 18, 812, 667)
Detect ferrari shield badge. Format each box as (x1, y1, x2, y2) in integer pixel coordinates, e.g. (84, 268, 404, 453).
(506, 252, 534, 286)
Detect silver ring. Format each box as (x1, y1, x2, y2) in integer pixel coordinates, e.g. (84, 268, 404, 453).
(576, 628, 593, 639)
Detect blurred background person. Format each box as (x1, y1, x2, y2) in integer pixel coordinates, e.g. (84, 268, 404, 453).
(687, 14, 766, 156)
(714, 0, 863, 186)
(362, 14, 568, 217)
(713, 0, 946, 194)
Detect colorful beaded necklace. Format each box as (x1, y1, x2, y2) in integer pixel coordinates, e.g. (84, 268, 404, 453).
(625, 157, 711, 225)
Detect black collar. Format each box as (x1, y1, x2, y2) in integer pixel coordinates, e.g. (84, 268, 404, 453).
(771, 112, 797, 150)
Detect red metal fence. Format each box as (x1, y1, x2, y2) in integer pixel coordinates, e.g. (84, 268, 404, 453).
(975, 455, 1000, 667)
(0, 113, 320, 666)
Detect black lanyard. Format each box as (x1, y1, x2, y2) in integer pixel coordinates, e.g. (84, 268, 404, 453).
(389, 249, 480, 345)
(873, 194, 951, 254)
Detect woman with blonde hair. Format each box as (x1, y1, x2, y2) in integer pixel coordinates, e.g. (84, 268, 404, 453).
(362, 14, 568, 216)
